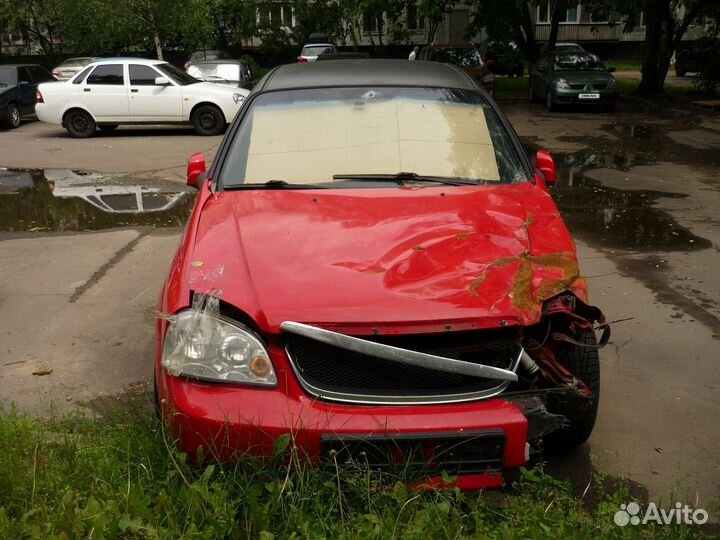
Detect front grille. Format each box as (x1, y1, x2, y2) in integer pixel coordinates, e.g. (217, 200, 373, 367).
(285, 330, 521, 403)
(593, 83, 607, 89)
(569, 83, 585, 89)
(321, 431, 505, 477)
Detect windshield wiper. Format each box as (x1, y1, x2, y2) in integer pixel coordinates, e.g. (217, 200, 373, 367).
(332, 172, 480, 186)
(225, 180, 328, 190)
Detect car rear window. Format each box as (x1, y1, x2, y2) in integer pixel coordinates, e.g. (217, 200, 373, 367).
(302, 45, 334, 57)
(220, 87, 528, 188)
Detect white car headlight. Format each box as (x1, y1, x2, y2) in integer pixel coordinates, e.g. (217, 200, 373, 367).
(162, 310, 276, 386)
(607, 78, 617, 89)
(555, 78, 570, 89)
(232, 93, 245, 104)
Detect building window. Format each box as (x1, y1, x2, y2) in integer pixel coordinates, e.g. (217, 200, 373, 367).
(363, 12, 384, 34)
(537, 2, 582, 24)
(407, 4, 425, 30)
(639, 11, 645, 27)
(258, 3, 292, 27)
(282, 5, 293, 27)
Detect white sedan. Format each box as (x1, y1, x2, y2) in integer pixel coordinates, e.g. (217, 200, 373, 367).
(36, 58, 249, 137)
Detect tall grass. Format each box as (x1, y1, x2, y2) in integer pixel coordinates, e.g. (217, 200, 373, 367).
(0, 403, 712, 539)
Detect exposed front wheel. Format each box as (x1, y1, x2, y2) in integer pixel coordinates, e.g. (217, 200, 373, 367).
(545, 331, 601, 451)
(65, 109, 96, 138)
(4, 103, 21, 129)
(675, 65, 686, 77)
(191, 104, 225, 136)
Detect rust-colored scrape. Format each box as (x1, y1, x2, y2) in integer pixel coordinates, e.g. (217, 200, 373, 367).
(468, 252, 580, 313)
(456, 232, 477, 240)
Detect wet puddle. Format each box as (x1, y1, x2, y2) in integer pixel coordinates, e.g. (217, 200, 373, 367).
(524, 146, 712, 252)
(0, 168, 194, 232)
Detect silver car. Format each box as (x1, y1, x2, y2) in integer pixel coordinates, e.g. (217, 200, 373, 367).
(51, 57, 99, 81)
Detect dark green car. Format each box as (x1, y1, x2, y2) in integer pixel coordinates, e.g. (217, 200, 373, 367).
(529, 52, 618, 112)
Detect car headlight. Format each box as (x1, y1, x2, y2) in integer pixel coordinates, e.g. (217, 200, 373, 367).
(555, 79, 570, 89)
(232, 93, 244, 104)
(162, 310, 277, 386)
(607, 78, 618, 89)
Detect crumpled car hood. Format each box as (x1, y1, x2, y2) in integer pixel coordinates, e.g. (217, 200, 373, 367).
(188, 183, 581, 334)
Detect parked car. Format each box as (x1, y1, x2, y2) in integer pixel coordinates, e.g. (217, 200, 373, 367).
(529, 51, 618, 111)
(316, 52, 371, 61)
(675, 38, 720, 77)
(483, 41, 524, 77)
(0, 64, 56, 129)
(185, 49, 233, 70)
(35, 58, 249, 137)
(156, 59, 608, 488)
(298, 43, 337, 62)
(187, 59, 256, 90)
(540, 42, 585, 54)
(419, 44, 495, 96)
(51, 57, 99, 81)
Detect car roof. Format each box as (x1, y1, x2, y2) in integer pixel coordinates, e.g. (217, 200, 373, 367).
(425, 43, 477, 49)
(302, 43, 334, 48)
(260, 59, 475, 92)
(93, 57, 165, 65)
(0, 64, 43, 68)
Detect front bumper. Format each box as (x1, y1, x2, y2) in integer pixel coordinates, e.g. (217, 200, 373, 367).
(158, 365, 530, 489)
(554, 88, 619, 105)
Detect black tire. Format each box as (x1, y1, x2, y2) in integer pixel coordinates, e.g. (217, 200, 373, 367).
(675, 64, 686, 77)
(545, 331, 601, 451)
(546, 90, 556, 111)
(4, 103, 21, 129)
(99, 124, 118, 132)
(65, 109, 96, 138)
(191, 104, 225, 136)
(603, 100, 616, 113)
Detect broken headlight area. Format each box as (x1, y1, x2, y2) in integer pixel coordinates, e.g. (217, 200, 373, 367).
(161, 291, 277, 386)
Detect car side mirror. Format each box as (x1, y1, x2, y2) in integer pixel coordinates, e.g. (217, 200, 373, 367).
(187, 152, 207, 189)
(607, 66, 616, 73)
(154, 77, 171, 86)
(535, 150, 556, 186)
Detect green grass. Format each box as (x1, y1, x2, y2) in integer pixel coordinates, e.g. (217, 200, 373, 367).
(0, 404, 713, 539)
(604, 59, 643, 72)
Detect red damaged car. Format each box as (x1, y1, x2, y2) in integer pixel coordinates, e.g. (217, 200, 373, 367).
(156, 59, 608, 489)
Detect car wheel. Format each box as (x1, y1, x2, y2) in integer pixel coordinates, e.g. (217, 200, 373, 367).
(5, 103, 21, 129)
(545, 331, 601, 451)
(65, 109, 96, 138)
(603, 100, 616, 113)
(545, 90, 556, 111)
(675, 64, 686, 77)
(191, 104, 225, 136)
(99, 124, 118, 132)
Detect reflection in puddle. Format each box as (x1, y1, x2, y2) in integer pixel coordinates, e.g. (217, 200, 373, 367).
(549, 153, 711, 251)
(0, 168, 194, 232)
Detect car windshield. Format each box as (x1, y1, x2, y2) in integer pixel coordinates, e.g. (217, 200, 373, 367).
(220, 87, 528, 188)
(191, 50, 231, 61)
(554, 54, 605, 71)
(428, 48, 484, 67)
(0, 67, 16, 86)
(156, 63, 199, 85)
(302, 45, 333, 57)
(187, 63, 241, 81)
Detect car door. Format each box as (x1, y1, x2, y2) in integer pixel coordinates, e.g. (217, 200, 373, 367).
(80, 63, 130, 122)
(16, 67, 38, 115)
(128, 64, 182, 122)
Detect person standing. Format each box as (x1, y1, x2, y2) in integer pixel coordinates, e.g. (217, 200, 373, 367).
(408, 46, 419, 61)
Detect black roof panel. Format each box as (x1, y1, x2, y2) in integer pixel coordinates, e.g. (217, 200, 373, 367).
(261, 59, 476, 91)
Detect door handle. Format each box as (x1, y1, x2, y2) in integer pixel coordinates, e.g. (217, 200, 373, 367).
(131, 89, 138, 93)
(83, 88, 91, 92)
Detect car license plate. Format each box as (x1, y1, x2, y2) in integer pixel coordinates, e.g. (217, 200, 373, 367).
(579, 93, 600, 99)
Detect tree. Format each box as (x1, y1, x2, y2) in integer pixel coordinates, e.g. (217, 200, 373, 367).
(636, 0, 720, 95)
(468, 0, 540, 62)
(417, 0, 457, 44)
